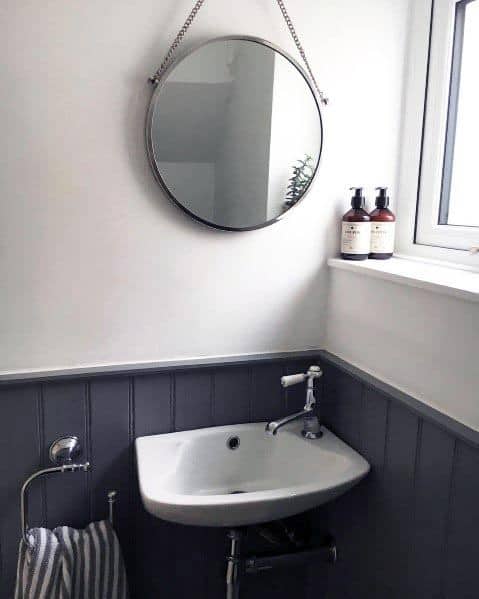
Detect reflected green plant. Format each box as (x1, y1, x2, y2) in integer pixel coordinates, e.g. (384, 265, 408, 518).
(285, 154, 314, 208)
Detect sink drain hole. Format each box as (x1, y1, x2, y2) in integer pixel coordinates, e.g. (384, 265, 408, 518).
(226, 436, 240, 450)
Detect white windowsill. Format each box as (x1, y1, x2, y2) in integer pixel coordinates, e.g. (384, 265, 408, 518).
(328, 255, 479, 302)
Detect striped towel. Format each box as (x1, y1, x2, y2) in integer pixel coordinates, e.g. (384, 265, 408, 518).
(15, 520, 129, 599)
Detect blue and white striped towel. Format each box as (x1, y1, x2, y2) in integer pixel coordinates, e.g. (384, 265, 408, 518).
(15, 520, 129, 599)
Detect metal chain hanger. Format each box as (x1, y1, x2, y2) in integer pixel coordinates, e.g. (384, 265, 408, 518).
(274, 0, 328, 104)
(149, 0, 328, 105)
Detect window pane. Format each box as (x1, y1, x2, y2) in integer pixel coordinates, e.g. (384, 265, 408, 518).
(446, 0, 479, 227)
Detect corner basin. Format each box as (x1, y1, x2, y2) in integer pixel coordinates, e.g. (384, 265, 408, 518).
(135, 421, 369, 527)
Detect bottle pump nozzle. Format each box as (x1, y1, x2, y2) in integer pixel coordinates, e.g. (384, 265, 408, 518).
(375, 187, 389, 208)
(349, 187, 365, 209)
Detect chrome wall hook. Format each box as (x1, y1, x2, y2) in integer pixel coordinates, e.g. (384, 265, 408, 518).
(108, 490, 117, 526)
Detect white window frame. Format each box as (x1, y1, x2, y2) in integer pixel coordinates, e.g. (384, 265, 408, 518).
(396, 0, 479, 269)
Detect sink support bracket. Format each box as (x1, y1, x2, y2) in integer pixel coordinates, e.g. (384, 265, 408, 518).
(225, 528, 336, 599)
(226, 529, 242, 599)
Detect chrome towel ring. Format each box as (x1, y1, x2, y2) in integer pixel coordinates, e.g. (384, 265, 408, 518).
(20, 435, 117, 545)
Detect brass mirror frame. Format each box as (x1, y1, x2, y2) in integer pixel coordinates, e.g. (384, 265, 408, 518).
(146, 35, 324, 232)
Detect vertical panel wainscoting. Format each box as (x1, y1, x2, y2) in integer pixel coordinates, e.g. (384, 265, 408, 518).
(0, 355, 316, 599)
(1, 352, 478, 598)
(315, 352, 479, 599)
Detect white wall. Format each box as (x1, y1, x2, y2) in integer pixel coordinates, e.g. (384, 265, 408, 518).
(0, 0, 409, 374)
(326, 269, 479, 430)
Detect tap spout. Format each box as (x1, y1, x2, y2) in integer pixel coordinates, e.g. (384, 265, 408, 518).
(265, 408, 313, 436)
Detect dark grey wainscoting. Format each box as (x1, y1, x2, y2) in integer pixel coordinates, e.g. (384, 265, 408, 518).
(1, 351, 478, 599)
(0, 355, 315, 599)
(315, 352, 479, 599)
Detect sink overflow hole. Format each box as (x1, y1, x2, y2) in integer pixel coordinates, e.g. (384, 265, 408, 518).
(226, 436, 240, 450)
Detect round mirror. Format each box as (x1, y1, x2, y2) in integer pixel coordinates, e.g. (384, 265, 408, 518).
(146, 36, 323, 231)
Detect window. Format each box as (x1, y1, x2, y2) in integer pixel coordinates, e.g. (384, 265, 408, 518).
(415, 0, 479, 253)
(440, 0, 479, 227)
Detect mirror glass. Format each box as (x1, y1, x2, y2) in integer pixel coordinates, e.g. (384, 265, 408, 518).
(147, 37, 323, 231)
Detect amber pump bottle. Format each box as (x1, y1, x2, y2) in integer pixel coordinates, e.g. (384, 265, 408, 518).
(341, 187, 371, 260)
(369, 187, 396, 259)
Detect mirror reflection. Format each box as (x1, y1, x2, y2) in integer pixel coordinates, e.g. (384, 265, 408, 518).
(148, 38, 323, 230)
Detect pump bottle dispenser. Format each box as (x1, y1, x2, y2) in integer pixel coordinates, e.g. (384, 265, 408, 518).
(369, 187, 396, 259)
(340, 187, 371, 260)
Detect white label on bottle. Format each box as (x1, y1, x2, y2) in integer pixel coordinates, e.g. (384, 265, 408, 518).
(341, 222, 371, 254)
(370, 222, 395, 254)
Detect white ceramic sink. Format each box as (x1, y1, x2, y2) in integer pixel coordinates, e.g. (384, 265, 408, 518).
(135, 421, 369, 527)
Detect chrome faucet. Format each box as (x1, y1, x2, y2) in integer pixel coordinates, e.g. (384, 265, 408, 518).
(265, 365, 323, 439)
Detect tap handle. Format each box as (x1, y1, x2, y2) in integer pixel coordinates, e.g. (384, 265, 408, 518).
(307, 365, 322, 375)
(281, 373, 307, 388)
